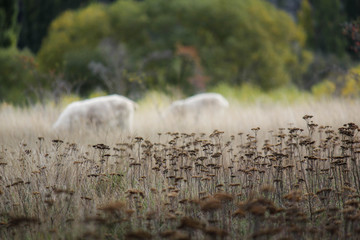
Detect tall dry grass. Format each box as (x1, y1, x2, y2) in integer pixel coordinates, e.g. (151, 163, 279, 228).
(1, 98, 360, 239)
(1, 98, 360, 143)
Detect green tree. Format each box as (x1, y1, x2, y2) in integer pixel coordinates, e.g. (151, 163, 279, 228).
(0, 0, 19, 48)
(37, 0, 311, 93)
(298, 0, 314, 49)
(140, 0, 311, 90)
(0, 48, 38, 104)
(309, 0, 347, 56)
(37, 3, 111, 71)
(0, 0, 41, 104)
(17, 0, 114, 53)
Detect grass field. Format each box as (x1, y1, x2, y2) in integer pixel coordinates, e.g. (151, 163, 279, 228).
(1, 97, 360, 239)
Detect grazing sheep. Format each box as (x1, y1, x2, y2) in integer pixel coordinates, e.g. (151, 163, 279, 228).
(53, 95, 137, 132)
(166, 93, 229, 122)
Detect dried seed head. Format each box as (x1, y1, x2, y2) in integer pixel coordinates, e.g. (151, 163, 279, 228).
(283, 190, 303, 202)
(345, 199, 360, 208)
(8, 216, 40, 227)
(211, 152, 222, 158)
(261, 185, 275, 193)
(303, 115, 313, 120)
(98, 201, 126, 213)
(200, 198, 222, 212)
(52, 187, 74, 195)
(165, 213, 177, 220)
(44, 199, 55, 207)
(168, 192, 179, 198)
(160, 230, 190, 240)
(146, 210, 156, 220)
(178, 216, 204, 230)
(213, 192, 234, 203)
(92, 143, 110, 150)
(203, 226, 228, 237)
(125, 230, 152, 239)
(248, 204, 267, 216)
(233, 208, 246, 218)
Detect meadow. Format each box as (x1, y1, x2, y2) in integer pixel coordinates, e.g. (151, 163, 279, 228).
(1, 95, 360, 239)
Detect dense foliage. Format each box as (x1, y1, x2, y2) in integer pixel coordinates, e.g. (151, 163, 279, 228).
(0, 0, 360, 104)
(0, 0, 18, 48)
(37, 0, 311, 95)
(17, 0, 114, 53)
(0, 48, 39, 104)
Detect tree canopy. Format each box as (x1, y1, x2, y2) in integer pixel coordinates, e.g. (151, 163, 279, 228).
(2, 0, 360, 104)
(37, 0, 312, 93)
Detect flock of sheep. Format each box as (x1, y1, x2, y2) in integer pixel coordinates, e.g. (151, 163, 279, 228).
(52, 93, 229, 132)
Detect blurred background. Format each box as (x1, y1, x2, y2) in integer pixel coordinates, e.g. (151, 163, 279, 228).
(0, 0, 360, 105)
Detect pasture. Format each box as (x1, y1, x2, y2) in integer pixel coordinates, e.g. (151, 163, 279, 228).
(1, 97, 360, 239)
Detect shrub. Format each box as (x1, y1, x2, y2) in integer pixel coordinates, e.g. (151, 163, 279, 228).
(37, 3, 110, 72)
(311, 80, 336, 98)
(341, 65, 360, 97)
(0, 47, 38, 104)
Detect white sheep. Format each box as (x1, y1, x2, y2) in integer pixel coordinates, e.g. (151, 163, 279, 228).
(53, 94, 137, 132)
(166, 93, 229, 122)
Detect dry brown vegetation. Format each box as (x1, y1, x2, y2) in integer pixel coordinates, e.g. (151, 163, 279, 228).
(1, 99, 360, 239)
